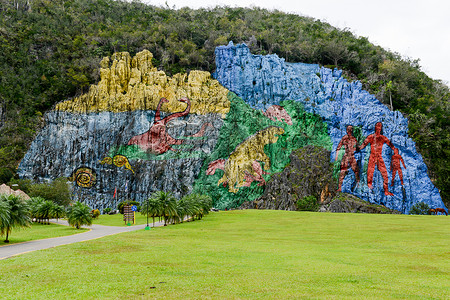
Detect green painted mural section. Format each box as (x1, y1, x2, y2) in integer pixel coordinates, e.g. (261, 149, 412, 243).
(193, 93, 332, 209)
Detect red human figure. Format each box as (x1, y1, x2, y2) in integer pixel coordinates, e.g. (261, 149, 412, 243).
(335, 125, 360, 192)
(390, 148, 406, 186)
(359, 122, 395, 196)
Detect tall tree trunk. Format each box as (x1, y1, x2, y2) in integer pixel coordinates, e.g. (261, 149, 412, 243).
(4, 227, 10, 243)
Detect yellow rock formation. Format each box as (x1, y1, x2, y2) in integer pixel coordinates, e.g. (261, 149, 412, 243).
(55, 50, 230, 116)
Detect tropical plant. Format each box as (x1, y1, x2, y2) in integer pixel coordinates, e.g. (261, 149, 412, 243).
(67, 202, 92, 229)
(141, 196, 162, 227)
(52, 204, 66, 221)
(37, 200, 56, 225)
(0, 194, 32, 243)
(151, 191, 178, 226)
(409, 202, 430, 215)
(28, 196, 45, 222)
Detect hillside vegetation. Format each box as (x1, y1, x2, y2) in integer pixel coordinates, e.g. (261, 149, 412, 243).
(0, 0, 448, 205)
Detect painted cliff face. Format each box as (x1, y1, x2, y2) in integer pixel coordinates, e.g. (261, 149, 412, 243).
(213, 42, 445, 213)
(18, 46, 446, 214)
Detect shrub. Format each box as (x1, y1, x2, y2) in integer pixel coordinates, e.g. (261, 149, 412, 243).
(296, 195, 319, 211)
(91, 209, 100, 219)
(67, 202, 92, 229)
(103, 207, 112, 214)
(409, 202, 430, 215)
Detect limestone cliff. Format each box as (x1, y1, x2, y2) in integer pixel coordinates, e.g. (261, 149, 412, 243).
(214, 42, 446, 213)
(55, 50, 230, 116)
(18, 45, 447, 214)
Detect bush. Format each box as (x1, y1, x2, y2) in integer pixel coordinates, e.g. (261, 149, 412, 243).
(409, 202, 430, 215)
(67, 202, 92, 229)
(103, 207, 112, 214)
(91, 209, 100, 219)
(296, 195, 319, 211)
(0, 168, 14, 184)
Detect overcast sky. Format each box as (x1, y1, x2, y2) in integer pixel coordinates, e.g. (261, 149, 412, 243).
(143, 0, 450, 86)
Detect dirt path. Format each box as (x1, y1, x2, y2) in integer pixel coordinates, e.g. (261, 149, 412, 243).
(0, 219, 163, 260)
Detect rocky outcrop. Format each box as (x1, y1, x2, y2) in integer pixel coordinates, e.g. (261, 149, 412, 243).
(18, 45, 447, 214)
(320, 193, 401, 214)
(214, 42, 446, 214)
(240, 146, 337, 210)
(55, 50, 230, 116)
(19, 51, 229, 211)
(0, 184, 30, 200)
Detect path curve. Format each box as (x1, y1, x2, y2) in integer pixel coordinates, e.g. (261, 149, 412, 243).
(0, 219, 164, 260)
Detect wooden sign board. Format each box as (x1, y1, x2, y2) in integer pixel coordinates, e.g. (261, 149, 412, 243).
(123, 205, 135, 225)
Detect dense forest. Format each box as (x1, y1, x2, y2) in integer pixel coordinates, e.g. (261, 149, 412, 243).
(0, 0, 448, 206)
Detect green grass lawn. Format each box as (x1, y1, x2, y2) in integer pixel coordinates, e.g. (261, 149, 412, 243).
(0, 210, 448, 299)
(0, 222, 88, 246)
(93, 213, 157, 226)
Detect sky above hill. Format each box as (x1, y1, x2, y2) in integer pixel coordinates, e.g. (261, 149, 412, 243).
(144, 0, 450, 86)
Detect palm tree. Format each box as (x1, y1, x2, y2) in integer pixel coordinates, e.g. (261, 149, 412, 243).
(141, 196, 162, 227)
(52, 204, 66, 221)
(28, 197, 45, 223)
(67, 202, 92, 229)
(0, 199, 9, 233)
(151, 191, 178, 226)
(0, 194, 32, 243)
(178, 194, 201, 222)
(38, 200, 55, 225)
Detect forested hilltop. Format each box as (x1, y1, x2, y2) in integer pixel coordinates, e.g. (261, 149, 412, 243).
(0, 0, 448, 206)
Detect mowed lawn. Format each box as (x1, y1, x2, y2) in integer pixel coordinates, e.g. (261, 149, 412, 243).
(0, 210, 448, 299)
(0, 222, 88, 246)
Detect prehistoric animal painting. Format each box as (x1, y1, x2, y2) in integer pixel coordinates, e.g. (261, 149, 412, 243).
(390, 148, 406, 186)
(207, 126, 284, 193)
(262, 105, 293, 125)
(100, 155, 134, 173)
(335, 125, 360, 192)
(69, 167, 97, 188)
(127, 97, 212, 155)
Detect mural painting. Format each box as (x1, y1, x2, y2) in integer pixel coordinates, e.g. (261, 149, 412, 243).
(69, 167, 97, 188)
(262, 105, 293, 125)
(335, 122, 408, 196)
(100, 155, 135, 173)
(390, 148, 406, 186)
(207, 126, 284, 193)
(359, 122, 395, 196)
(17, 47, 446, 213)
(335, 125, 360, 192)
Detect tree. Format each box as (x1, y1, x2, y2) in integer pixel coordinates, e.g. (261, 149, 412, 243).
(28, 178, 71, 206)
(37, 200, 55, 225)
(141, 196, 162, 227)
(67, 201, 92, 229)
(151, 191, 178, 226)
(28, 196, 45, 223)
(0, 194, 31, 243)
(52, 204, 66, 221)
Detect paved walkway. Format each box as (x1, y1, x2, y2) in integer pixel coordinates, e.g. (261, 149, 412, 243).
(0, 219, 164, 260)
